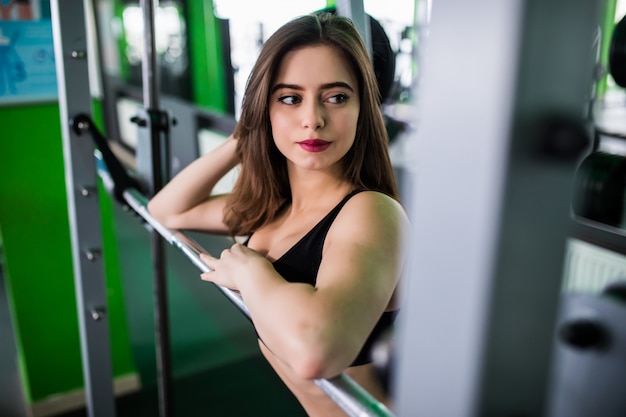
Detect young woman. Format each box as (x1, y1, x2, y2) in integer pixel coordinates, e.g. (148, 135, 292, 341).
(148, 11, 409, 416)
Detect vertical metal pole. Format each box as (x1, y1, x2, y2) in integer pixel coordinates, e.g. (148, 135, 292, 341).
(50, 0, 116, 416)
(138, 0, 173, 416)
(336, 0, 372, 57)
(141, 0, 160, 111)
(394, 0, 599, 416)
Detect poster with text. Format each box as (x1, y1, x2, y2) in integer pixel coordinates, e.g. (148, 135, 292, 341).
(0, 1, 57, 105)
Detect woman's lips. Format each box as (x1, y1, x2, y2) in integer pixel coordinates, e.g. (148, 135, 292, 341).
(298, 139, 331, 152)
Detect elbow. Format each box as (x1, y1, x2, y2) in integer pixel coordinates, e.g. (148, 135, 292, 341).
(147, 200, 172, 227)
(147, 199, 161, 219)
(277, 319, 355, 380)
(291, 355, 327, 380)
(146, 200, 163, 223)
(288, 345, 347, 380)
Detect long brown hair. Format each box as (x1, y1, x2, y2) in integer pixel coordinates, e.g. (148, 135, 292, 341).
(224, 12, 398, 236)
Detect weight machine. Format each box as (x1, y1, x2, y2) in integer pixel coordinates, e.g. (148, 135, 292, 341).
(49, 0, 626, 416)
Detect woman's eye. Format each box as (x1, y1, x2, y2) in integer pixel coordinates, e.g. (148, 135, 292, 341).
(327, 93, 349, 104)
(277, 95, 301, 105)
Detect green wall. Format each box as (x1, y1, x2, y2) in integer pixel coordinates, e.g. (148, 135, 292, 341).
(0, 101, 136, 404)
(597, 0, 618, 98)
(187, 0, 230, 111)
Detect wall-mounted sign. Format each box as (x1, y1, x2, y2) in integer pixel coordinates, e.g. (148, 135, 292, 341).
(0, 1, 57, 105)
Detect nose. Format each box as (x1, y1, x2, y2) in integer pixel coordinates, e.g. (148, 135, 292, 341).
(301, 100, 325, 130)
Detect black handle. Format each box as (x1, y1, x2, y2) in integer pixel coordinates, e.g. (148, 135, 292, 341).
(71, 113, 144, 204)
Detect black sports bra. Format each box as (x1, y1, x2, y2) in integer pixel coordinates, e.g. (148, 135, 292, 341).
(247, 189, 398, 366)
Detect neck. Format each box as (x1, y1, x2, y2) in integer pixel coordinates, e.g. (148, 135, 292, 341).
(288, 168, 353, 212)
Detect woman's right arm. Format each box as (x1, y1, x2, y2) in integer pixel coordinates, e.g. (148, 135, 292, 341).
(147, 134, 239, 234)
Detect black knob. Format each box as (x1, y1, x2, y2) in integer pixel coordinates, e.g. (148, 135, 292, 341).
(559, 318, 608, 350)
(130, 115, 147, 127)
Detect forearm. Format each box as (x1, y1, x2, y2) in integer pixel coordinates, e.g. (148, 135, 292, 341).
(237, 271, 354, 379)
(147, 135, 238, 224)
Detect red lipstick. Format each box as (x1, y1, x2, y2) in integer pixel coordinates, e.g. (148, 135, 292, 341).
(298, 139, 331, 152)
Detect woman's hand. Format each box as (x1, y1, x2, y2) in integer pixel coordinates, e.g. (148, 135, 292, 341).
(200, 243, 273, 290)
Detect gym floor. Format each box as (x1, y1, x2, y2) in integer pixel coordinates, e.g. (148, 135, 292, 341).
(56, 355, 306, 417)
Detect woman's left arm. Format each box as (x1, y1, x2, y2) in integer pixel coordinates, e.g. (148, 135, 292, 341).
(200, 192, 409, 380)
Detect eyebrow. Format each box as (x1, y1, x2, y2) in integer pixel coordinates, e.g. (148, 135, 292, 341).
(271, 81, 354, 94)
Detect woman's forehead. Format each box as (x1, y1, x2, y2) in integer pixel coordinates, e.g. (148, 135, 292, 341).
(273, 45, 357, 90)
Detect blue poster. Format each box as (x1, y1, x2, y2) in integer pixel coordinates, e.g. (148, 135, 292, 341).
(0, 1, 57, 104)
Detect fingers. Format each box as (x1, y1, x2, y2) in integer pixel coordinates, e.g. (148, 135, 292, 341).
(198, 249, 232, 283)
(198, 243, 248, 283)
(199, 253, 216, 282)
(199, 252, 218, 273)
(199, 250, 236, 289)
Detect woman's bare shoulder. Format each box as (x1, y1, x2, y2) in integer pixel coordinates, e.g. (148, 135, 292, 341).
(344, 190, 408, 222)
(330, 190, 409, 243)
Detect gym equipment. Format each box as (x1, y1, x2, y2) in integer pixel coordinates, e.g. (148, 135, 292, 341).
(549, 283, 626, 417)
(576, 13, 626, 230)
(572, 150, 626, 228)
(609, 14, 626, 88)
(134, 1, 173, 414)
(393, 0, 601, 415)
